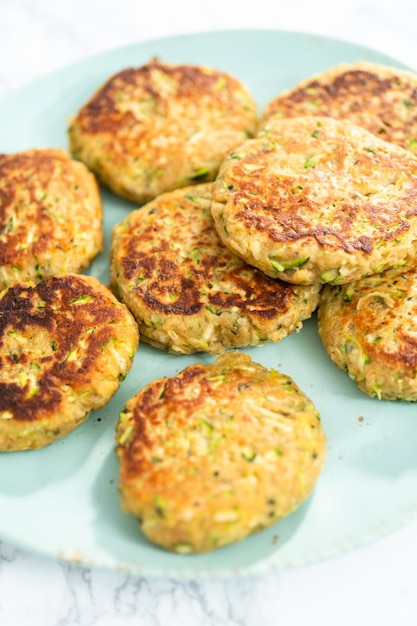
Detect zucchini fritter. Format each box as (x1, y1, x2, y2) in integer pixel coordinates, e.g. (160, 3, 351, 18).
(318, 267, 417, 401)
(116, 352, 326, 553)
(0, 274, 139, 451)
(110, 183, 320, 353)
(0, 149, 103, 289)
(262, 61, 417, 154)
(211, 115, 417, 285)
(68, 59, 258, 204)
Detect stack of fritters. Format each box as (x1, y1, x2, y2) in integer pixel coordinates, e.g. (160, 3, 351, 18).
(104, 58, 417, 551)
(67, 58, 330, 552)
(209, 59, 417, 401)
(8, 56, 417, 551)
(0, 146, 140, 451)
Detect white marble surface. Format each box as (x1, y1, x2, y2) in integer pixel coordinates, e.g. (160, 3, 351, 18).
(1, 0, 417, 624)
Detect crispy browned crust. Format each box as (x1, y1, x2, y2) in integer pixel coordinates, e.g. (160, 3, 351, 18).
(211, 115, 417, 285)
(318, 267, 417, 400)
(116, 352, 326, 553)
(110, 184, 320, 353)
(0, 274, 139, 451)
(68, 59, 258, 203)
(75, 62, 247, 134)
(262, 61, 417, 153)
(0, 149, 103, 288)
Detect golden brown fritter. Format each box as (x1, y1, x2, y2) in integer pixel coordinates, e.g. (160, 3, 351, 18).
(116, 352, 326, 553)
(211, 115, 417, 285)
(0, 274, 139, 451)
(318, 267, 417, 400)
(68, 59, 258, 204)
(0, 149, 103, 289)
(262, 61, 417, 153)
(110, 183, 320, 353)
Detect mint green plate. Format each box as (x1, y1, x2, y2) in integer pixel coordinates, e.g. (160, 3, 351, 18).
(1, 29, 417, 578)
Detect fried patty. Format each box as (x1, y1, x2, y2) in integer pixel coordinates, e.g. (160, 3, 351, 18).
(0, 149, 103, 289)
(318, 267, 417, 401)
(0, 274, 139, 452)
(68, 59, 258, 204)
(110, 183, 320, 353)
(262, 61, 417, 154)
(211, 115, 417, 285)
(116, 351, 326, 553)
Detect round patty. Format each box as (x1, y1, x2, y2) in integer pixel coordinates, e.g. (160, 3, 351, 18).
(0, 149, 103, 289)
(211, 115, 417, 285)
(318, 267, 417, 401)
(68, 59, 258, 204)
(262, 61, 417, 154)
(116, 351, 326, 553)
(110, 183, 320, 353)
(0, 274, 139, 451)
